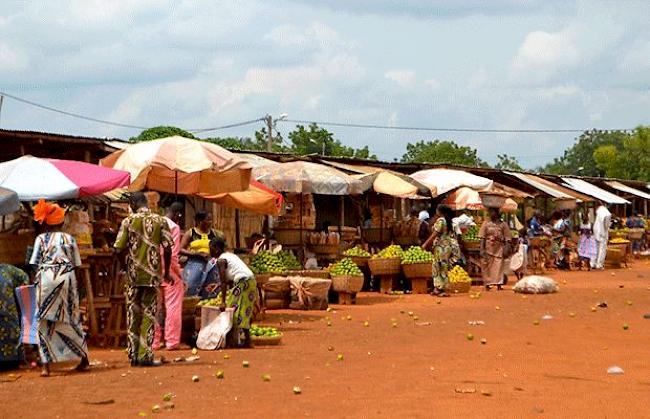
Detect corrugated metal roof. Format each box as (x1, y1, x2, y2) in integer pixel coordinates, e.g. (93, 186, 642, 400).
(605, 181, 650, 200)
(561, 178, 629, 204)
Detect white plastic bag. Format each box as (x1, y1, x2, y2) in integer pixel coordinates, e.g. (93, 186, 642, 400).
(197, 307, 234, 350)
(513, 276, 559, 294)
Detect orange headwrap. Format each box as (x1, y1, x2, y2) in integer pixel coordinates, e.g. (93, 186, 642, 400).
(33, 199, 66, 226)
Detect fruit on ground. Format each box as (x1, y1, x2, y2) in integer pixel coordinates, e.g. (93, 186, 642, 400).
(242, 361, 249, 368)
(262, 374, 271, 382)
(337, 354, 344, 361)
(623, 323, 629, 330)
(466, 333, 474, 341)
(480, 338, 487, 345)
(192, 375, 199, 382)
(215, 370, 225, 379)
(293, 386, 302, 395)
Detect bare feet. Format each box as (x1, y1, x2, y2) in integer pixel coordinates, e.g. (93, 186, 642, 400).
(40, 364, 50, 377)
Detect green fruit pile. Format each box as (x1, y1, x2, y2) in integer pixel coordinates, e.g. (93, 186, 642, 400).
(372, 245, 403, 259)
(278, 250, 302, 270)
(197, 295, 224, 307)
(250, 324, 282, 338)
(461, 225, 480, 242)
(250, 250, 287, 274)
(343, 246, 371, 257)
(401, 246, 433, 265)
(330, 258, 363, 276)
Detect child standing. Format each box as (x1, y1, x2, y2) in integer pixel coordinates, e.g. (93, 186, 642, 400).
(577, 218, 596, 270)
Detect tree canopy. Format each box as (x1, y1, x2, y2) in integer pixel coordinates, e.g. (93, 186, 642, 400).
(288, 123, 377, 159)
(593, 126, 650, 181)
(129, 126, 195, 143)
(401, 140, 487, 166)
(494, 154, 523, 171)
(540, 129, 628, 176)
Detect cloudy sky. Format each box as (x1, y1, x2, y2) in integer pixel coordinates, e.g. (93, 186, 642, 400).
(1, 0, 649, 168)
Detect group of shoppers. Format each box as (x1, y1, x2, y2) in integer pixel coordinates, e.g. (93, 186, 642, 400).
(1, 192, 257, 375)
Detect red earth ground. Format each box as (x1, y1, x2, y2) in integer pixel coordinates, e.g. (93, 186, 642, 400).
(2, 263, 650, 419)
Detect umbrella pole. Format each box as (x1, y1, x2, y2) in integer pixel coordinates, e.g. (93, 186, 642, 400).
(235, 209, 241, 249)
(175, 172, 178, 197)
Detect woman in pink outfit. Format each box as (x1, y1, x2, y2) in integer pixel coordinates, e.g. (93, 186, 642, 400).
(154, 203, 186, 351)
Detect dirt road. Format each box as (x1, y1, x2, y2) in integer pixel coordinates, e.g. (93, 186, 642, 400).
(2, 264, 649, 418)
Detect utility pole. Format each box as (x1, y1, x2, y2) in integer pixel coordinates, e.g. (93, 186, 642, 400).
(0, 95, 3, 127)
(265, 114, 273, 152)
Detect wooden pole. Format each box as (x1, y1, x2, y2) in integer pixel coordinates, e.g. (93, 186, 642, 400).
(339, 196, 344, 234)
(235, 209, 241, 249)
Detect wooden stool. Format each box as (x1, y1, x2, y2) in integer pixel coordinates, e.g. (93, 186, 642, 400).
(104, 295, 127, 347)
(337, 292, 354, 305)
(378, 275, 399, 294)
(410, 278, 429, 294)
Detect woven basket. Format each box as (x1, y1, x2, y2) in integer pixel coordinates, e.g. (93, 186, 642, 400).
(294, 270, 330, 279)
(274, 229, 308, 246)
(251, 334, 282, 346)
(368, 257, 401, 276)
(255, 273, 276, 286)
(448, 281, 471, 293)
(480, 192, 507, 208)
(394, 236, 420, 246)
(330, 275, 364, 293)
(348, 255, 370, 267)
(308, 244, 340, 255)
(462, 240, 481, 250)
(402, 262, 433, 279)
(628, 228, 644, 240)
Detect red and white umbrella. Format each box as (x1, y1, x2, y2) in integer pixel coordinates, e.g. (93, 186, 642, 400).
(0, 155, 131, 201)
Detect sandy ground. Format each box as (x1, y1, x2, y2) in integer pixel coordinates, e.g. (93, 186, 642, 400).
(2, 263, 650, 419)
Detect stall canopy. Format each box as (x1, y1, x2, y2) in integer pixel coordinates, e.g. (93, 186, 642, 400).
(200, 180, 283, 216)
(561, 177, 630, 205)
(254, 161, 363, 195)
(100, 136, 252, 195)
(317, 160, 430, 197)
(604, 181, 650, 200)
(504, 172, 585, 200)
(235, 153, 280, 170)
(0, 156, 131, 201)
(410, 169, 493, 197)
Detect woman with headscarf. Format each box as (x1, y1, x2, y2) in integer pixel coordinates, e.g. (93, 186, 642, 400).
(422, 204, 460, 297)
(29, 200, 88, 376)
(479, 208, 512, 290)
(180, 210, 224, 298)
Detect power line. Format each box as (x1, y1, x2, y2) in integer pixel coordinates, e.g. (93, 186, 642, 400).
(280, 118, 631, 134)
(0, 91, 264, 133)
(0, 90, 151, 130)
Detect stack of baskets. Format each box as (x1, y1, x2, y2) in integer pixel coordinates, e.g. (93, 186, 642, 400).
(402, 262, 433, 279)
(330, 275, 364, 294)
(349, 255, 370, 267)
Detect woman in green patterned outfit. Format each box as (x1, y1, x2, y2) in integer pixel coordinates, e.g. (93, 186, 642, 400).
(209, 238, 257, 348)
(422, 205, 460, 297)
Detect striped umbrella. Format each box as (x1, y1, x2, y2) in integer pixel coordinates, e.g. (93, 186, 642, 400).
(0, 156, 131, 201)
(101, 136, 252, 195)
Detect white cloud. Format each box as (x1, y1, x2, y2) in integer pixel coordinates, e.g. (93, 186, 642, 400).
(384, 70, 416, 87)
(424, 78, 441, 90)
(511, 28, 580, 82)
(0, 42, 28, 73)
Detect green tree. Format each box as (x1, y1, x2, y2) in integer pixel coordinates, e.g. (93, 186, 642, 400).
(593, 126, 650, 180)
(129, 126, 195, 143)
(287, 123, 377, 159)
(494, 154, 523, 171)
(542, 129, 628, 176)
(401, 140, 487, 166)
(254, 128, 287, 152)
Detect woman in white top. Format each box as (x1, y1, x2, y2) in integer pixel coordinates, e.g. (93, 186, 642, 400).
(209, 238, 257, 348)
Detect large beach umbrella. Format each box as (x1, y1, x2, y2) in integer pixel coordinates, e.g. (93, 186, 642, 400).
(101, 136, 252, 195)
(410, 168, 493, 197)
(200, 180, 284, 216)
(255, 161, 363, 195)
(0, 156, 131, 201)
(442, 187, 519, 212)
(0, 187, 20, 214)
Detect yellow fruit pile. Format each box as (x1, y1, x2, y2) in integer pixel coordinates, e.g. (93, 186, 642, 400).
(609, 238, 630, 244)
(449, 265, 471, 283)
(372, 245, 403, 259)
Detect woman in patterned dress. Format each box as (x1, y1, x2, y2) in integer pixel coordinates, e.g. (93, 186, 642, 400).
(209, 238, 257, 348)
(479, 208, 512, 290)
(29, 200, 88, 376)
(422, 205, 460, 297)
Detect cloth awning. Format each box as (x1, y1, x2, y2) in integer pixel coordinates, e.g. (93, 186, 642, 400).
(561, 178, 629, 205)
(410, 168, 493, 197)
(254, 161, 363, 195)
(605, 181, 650, 200)
(199, 180, 283, 216)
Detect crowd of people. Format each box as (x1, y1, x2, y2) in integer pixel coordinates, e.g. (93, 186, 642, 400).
(0, 192, 257, 374)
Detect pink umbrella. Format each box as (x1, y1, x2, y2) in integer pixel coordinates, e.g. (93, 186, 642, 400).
(0, 156, 131, 201)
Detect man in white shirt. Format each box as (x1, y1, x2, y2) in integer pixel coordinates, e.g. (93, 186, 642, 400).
(591, 202, 612, 269)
